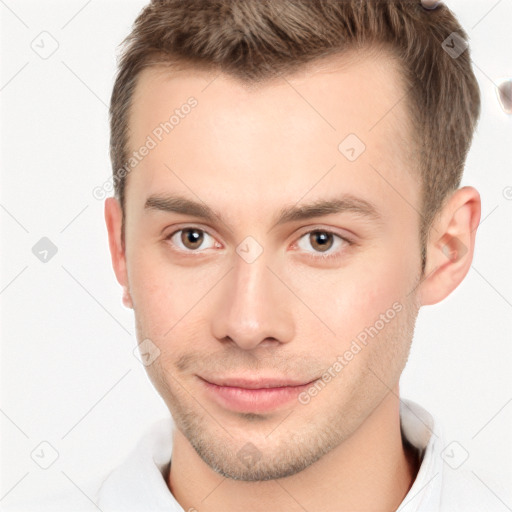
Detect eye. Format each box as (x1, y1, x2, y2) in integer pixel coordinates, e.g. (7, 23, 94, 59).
(164, 226, 353, 260)
(166, 227, 219, 253)
(294, 229, 352, 260)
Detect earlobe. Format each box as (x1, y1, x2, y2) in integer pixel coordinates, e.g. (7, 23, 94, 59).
(104, 197, 133, 309)
(418, 186, 481, 306)
(122, 285, 133, 309)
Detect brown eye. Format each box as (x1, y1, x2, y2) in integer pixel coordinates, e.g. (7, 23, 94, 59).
(180, 228, 204, 250)
(309, 231, 334, 253)
(295, 229, 350, 260)
(166, 227, 217, 253)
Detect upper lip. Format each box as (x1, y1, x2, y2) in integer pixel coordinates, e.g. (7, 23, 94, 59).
(199, 375, 317, 389)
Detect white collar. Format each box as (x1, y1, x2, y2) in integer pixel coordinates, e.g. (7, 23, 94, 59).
(397, 397, 444, 511)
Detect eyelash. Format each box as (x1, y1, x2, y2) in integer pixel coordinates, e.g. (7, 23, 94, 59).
(164, 226, 354, 262)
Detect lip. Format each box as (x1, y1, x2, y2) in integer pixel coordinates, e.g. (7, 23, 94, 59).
(198, 375, 317, 413)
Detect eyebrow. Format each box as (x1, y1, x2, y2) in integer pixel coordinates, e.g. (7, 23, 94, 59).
(144, 193, 383, 231)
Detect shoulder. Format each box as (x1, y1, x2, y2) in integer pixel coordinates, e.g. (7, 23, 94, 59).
(439, 465, 507, 511)
(2, 475, 108, 512)
(4, 492, 100, 512)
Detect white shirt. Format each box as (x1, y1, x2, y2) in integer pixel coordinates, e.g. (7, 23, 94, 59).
(12, 397, 501, 511)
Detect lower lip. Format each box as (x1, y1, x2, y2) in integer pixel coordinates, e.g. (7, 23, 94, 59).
(200, 378, 315, 413)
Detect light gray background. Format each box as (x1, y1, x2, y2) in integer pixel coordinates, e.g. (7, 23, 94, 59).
(1, 0, 511, 509)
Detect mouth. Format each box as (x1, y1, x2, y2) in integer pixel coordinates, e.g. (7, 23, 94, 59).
(197, 375, 318, 413)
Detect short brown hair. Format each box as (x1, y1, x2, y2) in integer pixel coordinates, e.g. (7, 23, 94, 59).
(109, 0, 480, 273)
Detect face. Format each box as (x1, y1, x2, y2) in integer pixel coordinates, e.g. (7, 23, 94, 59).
(118, 51, 424, 480)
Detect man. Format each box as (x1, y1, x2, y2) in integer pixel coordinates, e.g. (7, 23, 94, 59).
(95, 0, 494, 510)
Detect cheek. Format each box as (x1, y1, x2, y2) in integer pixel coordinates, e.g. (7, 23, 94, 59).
(315, 250, 414, 342)
(127, 245, 175, 334)
(127, 245, 220, 337)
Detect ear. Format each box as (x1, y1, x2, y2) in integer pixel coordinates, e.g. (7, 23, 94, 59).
(104, 197, 133, 309)
(417, 186, 481, 306)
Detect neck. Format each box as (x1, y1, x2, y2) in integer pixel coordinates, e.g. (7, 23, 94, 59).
(168, 388, 418, 512)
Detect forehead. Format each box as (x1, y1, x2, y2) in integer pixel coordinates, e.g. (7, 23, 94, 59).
(125, 50, 418, 228)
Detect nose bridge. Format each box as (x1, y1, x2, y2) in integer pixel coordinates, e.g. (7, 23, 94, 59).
(211, 247, 294, 349)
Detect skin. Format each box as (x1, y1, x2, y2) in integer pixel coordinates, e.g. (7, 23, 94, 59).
(105, 49, 481, 511)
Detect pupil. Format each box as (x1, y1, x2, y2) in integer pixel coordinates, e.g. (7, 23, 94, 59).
(183, 229, 203, 249)
(312, 231, 332, 252)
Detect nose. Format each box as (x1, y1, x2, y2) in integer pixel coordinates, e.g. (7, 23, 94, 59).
(211, 250, 295, 351)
